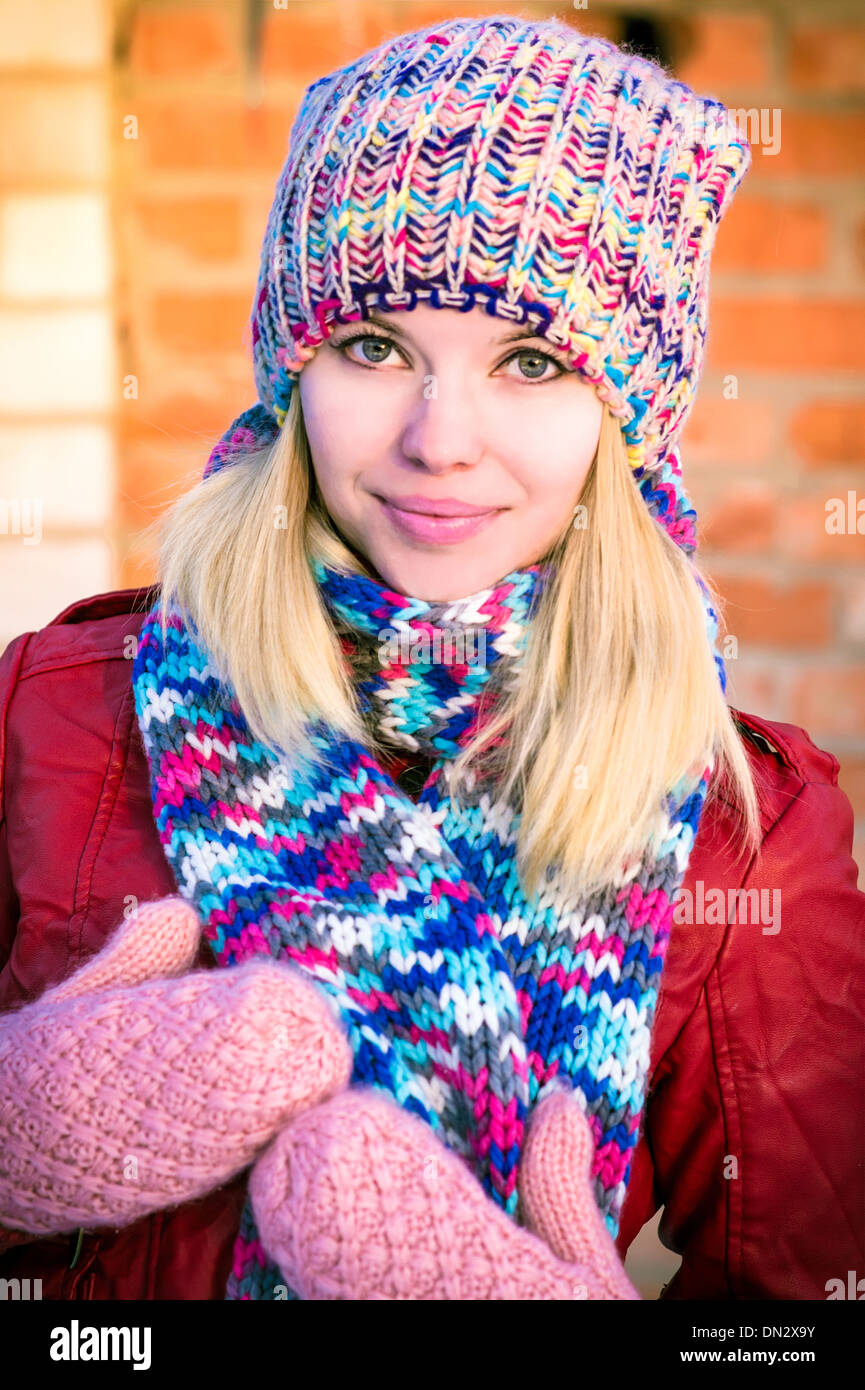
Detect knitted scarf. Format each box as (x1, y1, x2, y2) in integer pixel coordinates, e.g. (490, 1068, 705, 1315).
(131, 557, 721, 1300)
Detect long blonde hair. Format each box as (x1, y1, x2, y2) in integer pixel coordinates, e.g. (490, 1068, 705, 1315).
(134, 390, 764, 901)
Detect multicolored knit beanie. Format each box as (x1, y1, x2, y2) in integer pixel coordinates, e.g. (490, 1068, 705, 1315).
(206, 10, 750, 558)
(132, 12, 752, 1299)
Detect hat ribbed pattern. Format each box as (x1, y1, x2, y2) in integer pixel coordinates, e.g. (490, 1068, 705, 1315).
(248, 13, 750, 514)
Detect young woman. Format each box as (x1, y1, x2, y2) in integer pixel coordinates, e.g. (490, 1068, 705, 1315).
(0, 14, 862, 1302)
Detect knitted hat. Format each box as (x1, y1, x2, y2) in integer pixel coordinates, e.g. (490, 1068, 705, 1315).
(204, 12, 751, 557)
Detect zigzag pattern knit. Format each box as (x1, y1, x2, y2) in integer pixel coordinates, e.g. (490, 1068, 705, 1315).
(132, 560, 724, 1299)
(242, 13, 751, 502)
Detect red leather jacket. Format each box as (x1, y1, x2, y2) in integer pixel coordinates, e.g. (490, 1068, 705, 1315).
(1, 587, 863, 1300)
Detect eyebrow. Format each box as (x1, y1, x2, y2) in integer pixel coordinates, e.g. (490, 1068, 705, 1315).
(333, 311, 557, 349)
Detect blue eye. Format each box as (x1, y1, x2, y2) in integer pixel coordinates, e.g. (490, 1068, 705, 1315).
(504, 349, 563, 382)
(335, 333, 403, 367)
(332, 331, 566, 380)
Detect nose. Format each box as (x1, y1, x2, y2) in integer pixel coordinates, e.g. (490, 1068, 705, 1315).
(399, 377, 485, 473)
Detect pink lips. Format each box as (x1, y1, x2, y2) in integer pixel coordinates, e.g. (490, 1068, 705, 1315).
(376, 494, 504, 544)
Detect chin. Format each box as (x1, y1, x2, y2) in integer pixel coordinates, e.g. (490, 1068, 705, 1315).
(370, 549, 513, 602)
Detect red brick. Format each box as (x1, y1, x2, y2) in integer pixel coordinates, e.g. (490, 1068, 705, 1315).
(261, 0, 410, 81)
(262, 0, 352, 81)
(133, 196, 244, 261)
(677, 14, 771, 91)
(118, 545, 158, 592)
(713, 196, 829, 274)
(779, 494, 865, 567)
(700, 493, 775, 553)
(680, 395, 776, 469)
(791, 666, 865, 737)
(118, 391, 252, 453)
(152, 291, 254, 354)
(395, 2, 528, 33)
(117, 438, 205, 530)
(790, 401, 865, 469)
(127, 99, 299, 173)
(841, 576, 865, 645)
(115, 368, 260, 528)
(788, 23, 865, 95)
(724, 664, 780, 718)
(712, 575, 833, 648)
(837, 757, 865, 818)
(745, 113, 865, 178)
(130, 8, 239, 78)
(708, 299, 865, 373)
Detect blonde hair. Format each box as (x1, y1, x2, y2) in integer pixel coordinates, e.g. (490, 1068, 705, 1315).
(134, 391, 764, 901)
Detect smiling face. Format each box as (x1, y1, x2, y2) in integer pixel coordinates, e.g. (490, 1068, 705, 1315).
(297, 303, 603, 600)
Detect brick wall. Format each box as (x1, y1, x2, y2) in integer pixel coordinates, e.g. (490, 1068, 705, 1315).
(1, 0, 862, 1303)
(0, 0, 115, 638)
(2, 1, 862, 870)
(670, 2, 865, 886)
(1, 0, 863, 868)
(116, 0, 864, 884)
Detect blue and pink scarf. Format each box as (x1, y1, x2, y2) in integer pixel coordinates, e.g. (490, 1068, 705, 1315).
(131, 535, 720, 1299)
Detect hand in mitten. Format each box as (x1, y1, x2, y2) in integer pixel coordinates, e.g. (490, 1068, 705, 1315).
(248, 1086, 640, 1300)
(0, 897, 353, 1238)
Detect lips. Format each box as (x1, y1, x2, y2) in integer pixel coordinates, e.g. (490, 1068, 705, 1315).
(379, 494, 499, 517)
(375, 495, 504, 545)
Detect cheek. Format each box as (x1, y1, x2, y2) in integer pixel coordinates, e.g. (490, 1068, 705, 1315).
(503, 407, 599, 508)
(297, 358, 392, 478)
(300, 367, 377, 496)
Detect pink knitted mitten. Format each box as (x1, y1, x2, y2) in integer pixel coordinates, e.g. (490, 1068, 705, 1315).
(249, 1087, 641, 1300)
(518, 1088, 640, 1299)
(0, 897, 353, 1237)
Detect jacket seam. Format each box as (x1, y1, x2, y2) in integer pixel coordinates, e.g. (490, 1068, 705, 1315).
(696, 784, 819, 1302)
(47, 586, 156, 629)
(708, 737, 818, 842)
(650, 860, 758, 1083)
(732, 709, 840, 788)
(18, 651, 133, 679)
(704, 965, 745, 1299)
(62, 1239, 101, 1300)
(653, 984, 738, 1299)
(0, 633, 33, 831)
(67, 677, 138, 974)
(649, 747, 815, 1088)
(145, 1212, 162, 1299)
(645, 775, 816, 1297)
